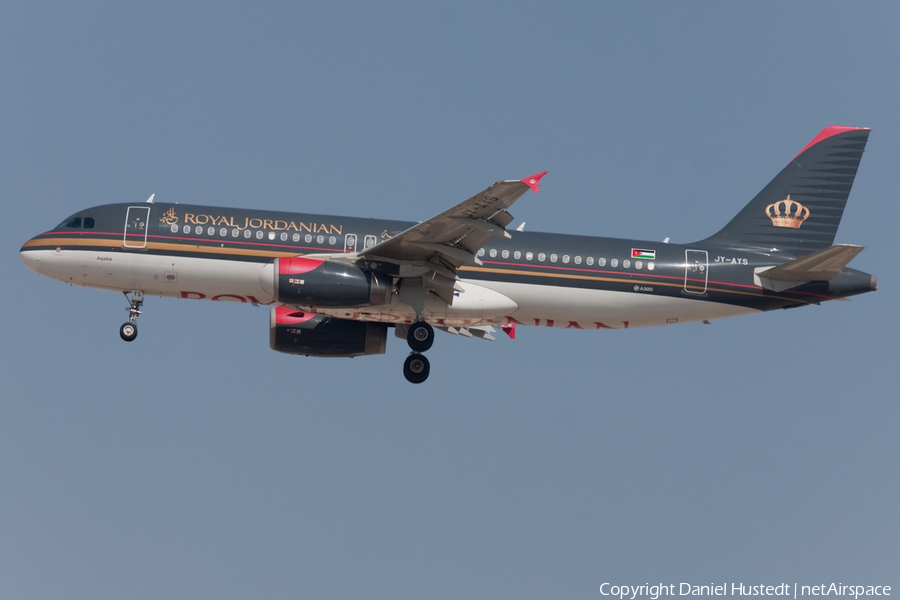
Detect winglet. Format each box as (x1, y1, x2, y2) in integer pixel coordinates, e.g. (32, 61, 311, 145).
(521, 172, 547, 193)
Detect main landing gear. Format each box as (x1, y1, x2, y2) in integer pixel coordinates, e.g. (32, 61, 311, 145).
(403, 353, 430, 384)
(407, 321, 434, 352)
(403, 320, 434, 384)
(119, 290, 143, 342)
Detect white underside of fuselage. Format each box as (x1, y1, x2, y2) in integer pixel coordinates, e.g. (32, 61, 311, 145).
(25, 249, 759, 330)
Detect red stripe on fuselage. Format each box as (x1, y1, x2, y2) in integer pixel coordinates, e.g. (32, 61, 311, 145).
(31, 230, 344, 253)
(477, 259, 836, 302)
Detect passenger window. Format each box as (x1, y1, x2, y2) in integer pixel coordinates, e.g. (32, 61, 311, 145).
(550, 254, 557, 263)
(256, 231, 264, 239)
(514, 251, 521, 259)
(574, 256, 582, 265)
(220, 228, 227, 237)
(525, 252, 533, 261)
(598, 258, 606, 266)
(170, 225, 178, 233)
(280, 232, 288, 241)
(501, 250, 509, 259)
(305, 234, 312, 243)
(232, 229, 239, 237)
(648, 262, 655, 271)
(195, 226, 203, 235)
(317, 235, 324, 244)
(489, 249, 497, 258)
(268, 232, 276, 240)
(538, 253, 546, 262)
(207, 227, 215, 236)
(623, 259, 631, 268)
(635, 261, 643, 269)
(562, 255, 570, 264)
(587, 257, 594, 266)
(329, 236, 336, 245)
(611, 259, 618, 267)
(183, 225, 191, 234)
(293, 233, 300, 242)
(244, 230, 252, 238)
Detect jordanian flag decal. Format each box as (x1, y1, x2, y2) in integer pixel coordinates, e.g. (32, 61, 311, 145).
(631, 249, 656, 260)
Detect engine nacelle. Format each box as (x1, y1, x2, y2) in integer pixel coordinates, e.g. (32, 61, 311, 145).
(273, 257, 392, 308)
(269, 306, 388, 357)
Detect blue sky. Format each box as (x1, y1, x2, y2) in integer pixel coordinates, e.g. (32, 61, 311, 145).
(1, 2, 898, 598)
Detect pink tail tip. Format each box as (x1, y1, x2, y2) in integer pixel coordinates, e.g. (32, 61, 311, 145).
(793, 126, 870, 161)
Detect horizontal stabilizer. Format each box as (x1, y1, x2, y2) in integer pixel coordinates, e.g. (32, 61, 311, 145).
(755, 244, 864, 291)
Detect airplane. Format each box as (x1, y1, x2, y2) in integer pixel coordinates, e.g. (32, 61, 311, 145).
(20, 126, 877, 383)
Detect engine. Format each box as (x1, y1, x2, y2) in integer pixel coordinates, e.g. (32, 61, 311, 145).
(269, 306, 388, 357)
(272, 257, 392, 308)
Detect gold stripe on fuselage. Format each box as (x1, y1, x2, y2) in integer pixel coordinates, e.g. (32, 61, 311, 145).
(460, 265, 770, 300)
(25, 236, 776, 301)
(22, 236, 304, 259)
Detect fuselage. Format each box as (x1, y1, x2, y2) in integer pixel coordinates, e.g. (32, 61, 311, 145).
(20, 202, 876, 330)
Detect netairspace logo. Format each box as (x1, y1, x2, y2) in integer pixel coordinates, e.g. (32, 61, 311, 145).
(599, 584, 892, 600)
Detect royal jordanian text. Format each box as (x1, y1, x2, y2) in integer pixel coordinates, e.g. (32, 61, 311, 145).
(599, 584, 891, 600)
(182, 213, 342, 235)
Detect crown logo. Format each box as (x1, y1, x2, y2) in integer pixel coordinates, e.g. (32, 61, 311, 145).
(765, 195, 809, 229)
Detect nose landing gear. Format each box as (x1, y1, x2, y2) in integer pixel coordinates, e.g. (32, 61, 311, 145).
(119, 290, 143, 342)
(403, 320, 434, 383)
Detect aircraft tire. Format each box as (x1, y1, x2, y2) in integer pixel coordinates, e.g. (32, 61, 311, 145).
(403, 353, 430, 384)
(120, 322, 138, 342)
(407, 321, 434, 352)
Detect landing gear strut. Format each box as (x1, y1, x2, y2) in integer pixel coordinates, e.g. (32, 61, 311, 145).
(403, 320, 434, 383)
(120, 290, 143, 342)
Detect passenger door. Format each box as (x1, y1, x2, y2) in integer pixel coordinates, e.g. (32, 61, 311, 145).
(684, 250, 708, 294)
(124, 206, 151, 248)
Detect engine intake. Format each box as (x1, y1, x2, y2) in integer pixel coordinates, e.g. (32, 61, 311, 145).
(270, 306, 388, 357)
(274, 257, 392, 308)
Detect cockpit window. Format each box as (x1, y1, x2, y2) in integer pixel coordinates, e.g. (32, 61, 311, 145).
(59, 217, 82, 228)
(84, 217, 95, 229)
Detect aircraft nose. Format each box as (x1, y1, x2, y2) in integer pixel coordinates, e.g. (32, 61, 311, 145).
(20, 245, 41, 274)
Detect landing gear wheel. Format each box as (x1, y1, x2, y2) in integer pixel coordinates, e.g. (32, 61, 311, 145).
(403, 353, 430, 384)
(119, 322, 138, 342)
(407, 321, 434, 352)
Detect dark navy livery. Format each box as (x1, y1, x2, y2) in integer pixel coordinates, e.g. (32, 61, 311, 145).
(21, 127, 876, 383)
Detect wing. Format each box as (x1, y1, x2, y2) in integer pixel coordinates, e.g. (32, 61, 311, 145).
(358, 172, 546, 303)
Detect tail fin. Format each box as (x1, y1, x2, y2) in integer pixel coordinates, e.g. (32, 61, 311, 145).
(698, 126, 870, 255)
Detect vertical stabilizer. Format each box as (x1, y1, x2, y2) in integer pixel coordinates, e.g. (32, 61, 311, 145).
(698, 126, 870, 255)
